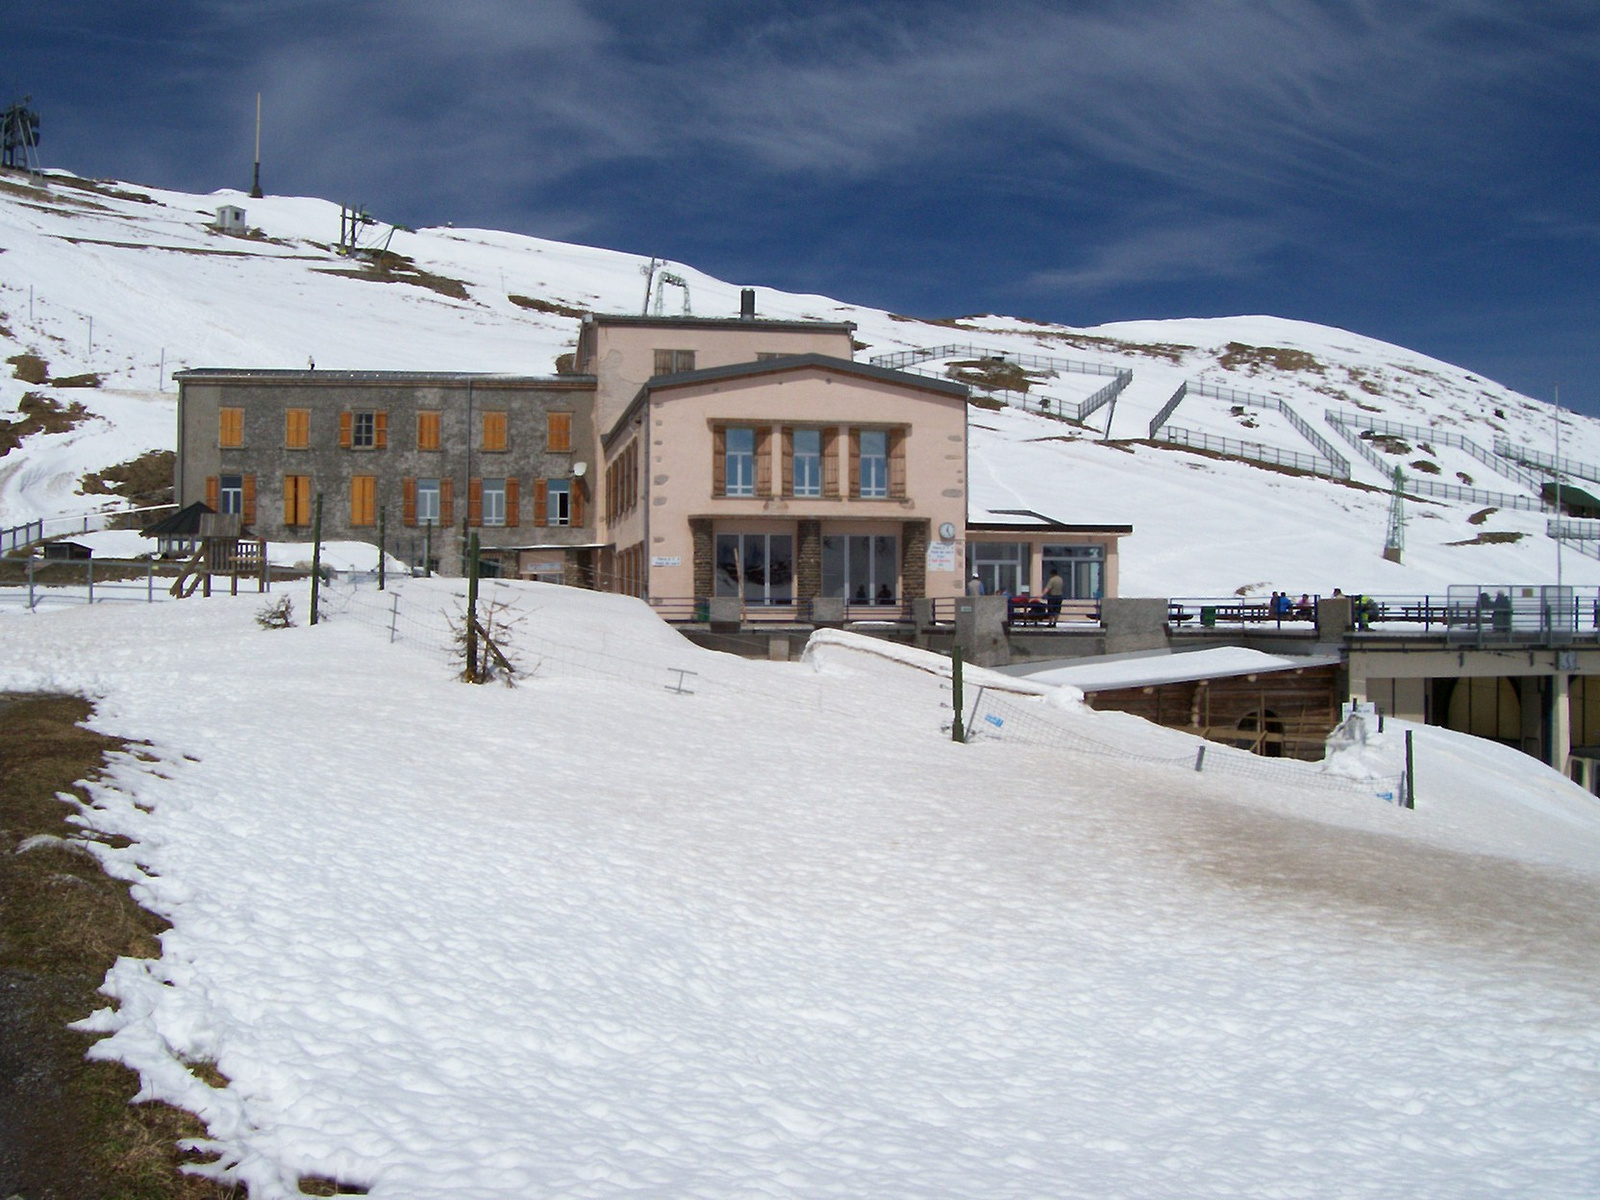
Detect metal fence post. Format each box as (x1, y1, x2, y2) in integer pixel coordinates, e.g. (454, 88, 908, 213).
(389, 592, 400, 644)
(86, 558, 93, 605)
(950, 646, 964, 743)
(27, 554, 35, 610)
(1404, 729, 1416, 809)
(147, 558, 155, 603)
(310, 493, 324, 625)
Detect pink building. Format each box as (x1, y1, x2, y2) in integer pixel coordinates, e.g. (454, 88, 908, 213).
(583, 308, 971, 615)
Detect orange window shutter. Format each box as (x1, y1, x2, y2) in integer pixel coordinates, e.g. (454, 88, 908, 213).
(440, 478, 455, 526)
(417, 411, 440, 451)
(547, 411, 572, 452)
(339, 411, 353, 449)
(220, 408, 243, 447)
(242, 475, 257, 525)
(889, 428, 907, 497)
(283, 477, 296, 524)
(374, 411, 388, 449)
(285, 409, 307, 448)
(755, 427, 772, 496)
(483, 412, 506, 451)
(402, 478, 417, 526)
(205, 476, 219, 510)
(712, 426, 727, 496)
(506, 477, 520, 527)
(823, 428, 840, 496)
(781, 427, 794, 496)
(572, 480, 585, 527)
(534, 479, 548, 526)
(848, 430, 862, 498)
(468, 477, 483, 526)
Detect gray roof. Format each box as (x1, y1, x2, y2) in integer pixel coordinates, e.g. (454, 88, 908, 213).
(173, 369, 594, 386)
(604, 354, 968, 445)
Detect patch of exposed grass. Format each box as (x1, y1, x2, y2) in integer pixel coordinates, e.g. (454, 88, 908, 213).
(50, 371, 103, 388)
(46, 174, 157, 205)
(0, 693, 239, 1197)
(508, 293, 586, 319)
(0, 391, 92, 455)
(316, 249, 471, 301)
(1468, 507, 1497, 526)
(1360, 430, 1411, 456)
(1449, 530, 1525, 546)
(967, 394, 1006, 412)
(946, 358, 1037, 393)
(1217, 342, 1325, 375)
(80, 449, 176, 508)
(1345, 367, 1386, 396)
(1410, 459, 1441, 475)
(9, 351, 49, 383)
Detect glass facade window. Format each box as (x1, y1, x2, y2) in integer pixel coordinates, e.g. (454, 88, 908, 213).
(971, 541, 1028, 597)
(793, 429, 822, 497)
(715, 533, 794, 604)
(416, 478, 440, 524)
(482, 479, 506, 527)
(1042, 544, 1105, 599)
(822, 534, 898, 604)
(219, 474, 243, 515)
(859, 430, 888, 498)
(725, 427, 756, 496)
(548, 479, 571, 526)
(351, 411, 376, 449)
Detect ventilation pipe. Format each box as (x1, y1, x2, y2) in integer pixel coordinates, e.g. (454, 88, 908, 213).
(740, 289, 756, 319)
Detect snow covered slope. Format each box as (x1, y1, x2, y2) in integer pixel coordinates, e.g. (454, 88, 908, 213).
(2, 168, 1596, 595)
(2, 577, 1597, 1197)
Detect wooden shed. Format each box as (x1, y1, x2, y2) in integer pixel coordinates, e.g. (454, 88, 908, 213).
(1033, 648, 1345, 761)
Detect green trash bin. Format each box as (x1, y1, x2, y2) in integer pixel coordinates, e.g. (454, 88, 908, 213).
(1201, 605, 1217, 628)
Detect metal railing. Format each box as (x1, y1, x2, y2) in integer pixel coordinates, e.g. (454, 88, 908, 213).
(1, 503, 178, 555)
(1496, 437, 1600, 486)
(1329, 413, 1547, 493)
(1147, 382, 1187, 437)
(1189, 382, 1350, 477)
(1323, 413, 1550, 512)
(0, 557, 170, 609)
(1153, 426, 1343, 478)
(867, 344, 1132, 423)
(869, 343, 1126, 378)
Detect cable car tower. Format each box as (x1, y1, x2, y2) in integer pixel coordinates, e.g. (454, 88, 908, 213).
(1383, 465, 1406, 563)
(651, 271, 691, 316)
(1, 96, 41, 173)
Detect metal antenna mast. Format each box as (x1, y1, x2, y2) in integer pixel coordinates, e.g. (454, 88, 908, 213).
(639, 258, 664, 315)
(250, 92, 263, 198)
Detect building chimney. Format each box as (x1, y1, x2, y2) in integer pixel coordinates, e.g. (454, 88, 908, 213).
(740, 288, 756, 319)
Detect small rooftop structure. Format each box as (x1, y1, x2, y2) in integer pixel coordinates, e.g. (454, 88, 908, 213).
(214, 205, 248, 233)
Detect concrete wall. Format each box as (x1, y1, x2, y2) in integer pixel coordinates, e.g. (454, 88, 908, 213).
(636, 365, 969, 601)
(581, 317, 855, 432)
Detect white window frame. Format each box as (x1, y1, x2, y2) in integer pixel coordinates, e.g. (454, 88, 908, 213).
(548, 479, 571, 526)
(859, 429, 889, 498)
(416, 478, 440, 525)
(725, 426, 756, 497)
(793, 428, 822, 497)
(482, 478, 506, 527)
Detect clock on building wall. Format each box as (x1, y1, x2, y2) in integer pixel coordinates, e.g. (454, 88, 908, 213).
(939, 522, 956, 541)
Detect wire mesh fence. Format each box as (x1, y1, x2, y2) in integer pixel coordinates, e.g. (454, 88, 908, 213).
(959, 686, 1409, 805)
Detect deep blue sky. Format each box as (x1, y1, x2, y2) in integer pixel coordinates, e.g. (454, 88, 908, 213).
(8, 1, 1599, 411)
